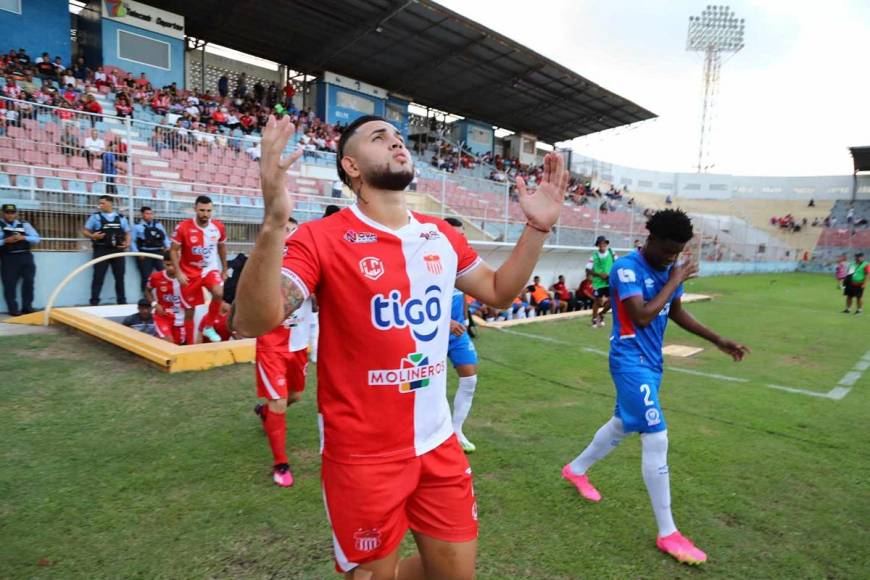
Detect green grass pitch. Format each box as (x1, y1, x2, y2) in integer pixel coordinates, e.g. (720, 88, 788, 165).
(2, 273, 868, 578)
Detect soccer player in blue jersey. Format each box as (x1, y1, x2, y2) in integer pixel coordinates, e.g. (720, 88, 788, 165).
(562, 209, 750, 565)
(445, 217, 480, 453)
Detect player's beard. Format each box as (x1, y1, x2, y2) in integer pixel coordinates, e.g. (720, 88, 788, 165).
(363, 162, 414, 192)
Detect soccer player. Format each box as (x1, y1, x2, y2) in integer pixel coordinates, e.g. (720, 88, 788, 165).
(843, 251, 868, 314)
(144, 252, 186, 345)
(232, 114, 567, 578)
(587, 235, 616, 328)
(562, 209, 750, 565)
(444, 217, 480, 454)
(169, 195, 228, 344)
(253, 217, 312, 487)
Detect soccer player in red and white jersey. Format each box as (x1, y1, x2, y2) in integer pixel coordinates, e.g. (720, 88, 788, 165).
(144, 252, 187, 345)
(232, 115, 568, 579)
(169, 195, 228, 344)
(252, 216, 312, 487)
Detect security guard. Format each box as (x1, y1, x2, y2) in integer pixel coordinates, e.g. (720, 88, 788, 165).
(131, 206, 170, 292)
(0, 204, 40, 315)
(83, 195, 131, 305)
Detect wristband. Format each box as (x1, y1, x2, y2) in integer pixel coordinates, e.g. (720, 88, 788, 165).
(526, 222, 551, 234)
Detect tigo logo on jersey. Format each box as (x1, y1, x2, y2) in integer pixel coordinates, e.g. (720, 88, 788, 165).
(420, 230, 441, 240)
(371, 285, 442, 341)
(344, 230, 377, 244)
(359, 257, 384, 280)
(368, 353, 447, 392)
(353, 528, 382, 552)
(423, 254, 443, 275)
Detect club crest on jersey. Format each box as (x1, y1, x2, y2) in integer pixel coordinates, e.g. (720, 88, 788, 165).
(344, 230, 377, 244)
(190, 235, 199, 243)
(368, 353, 447, 392)
(354, 528, 382, 552)
(419, 230, 441, 240)
(423, 254, 443, 275)
(371, 286, 442, 341)
(359, 257, 384, 281)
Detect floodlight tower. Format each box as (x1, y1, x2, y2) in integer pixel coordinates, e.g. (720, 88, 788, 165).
(687, 5, 744, 173)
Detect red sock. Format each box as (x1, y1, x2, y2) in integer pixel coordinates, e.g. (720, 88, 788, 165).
(202, 298, 222, 329)
(263, 408, 288, 466)
(184, 319, 195, 345)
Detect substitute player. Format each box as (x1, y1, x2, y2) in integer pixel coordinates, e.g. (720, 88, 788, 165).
(170, 196, 228, 344)
(562, 209, 750, 565)
(144, 252, 186, 345)
(444, 217, 479, 454)
(587, 235, 616, 328)
(232, 114, 568, 578)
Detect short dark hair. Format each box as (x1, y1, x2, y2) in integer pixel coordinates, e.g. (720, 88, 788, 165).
(162, 251, 172, 261)
(646, 209, 694, 244)
(336, 115, 388, 186)
(444, 217, 463, 227)
(98, 195, 114, 203)
(323, 205, 340, 218)
(288, 216, 298, 225)
(137, 298, 151, 308)
(195, 195, 212, 205)
(140, 206, 152, 213)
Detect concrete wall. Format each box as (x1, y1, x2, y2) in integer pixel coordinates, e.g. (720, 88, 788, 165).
(101, 18, 184, 89)
(0, 0, 71, 66)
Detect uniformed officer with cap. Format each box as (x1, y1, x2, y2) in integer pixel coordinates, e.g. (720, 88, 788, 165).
(0, 203, 40, 315)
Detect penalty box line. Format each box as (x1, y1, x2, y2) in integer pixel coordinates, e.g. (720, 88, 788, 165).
(495, 327, 858, 401)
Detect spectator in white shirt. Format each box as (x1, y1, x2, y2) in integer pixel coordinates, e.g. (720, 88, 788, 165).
(84, 128, 105, 166)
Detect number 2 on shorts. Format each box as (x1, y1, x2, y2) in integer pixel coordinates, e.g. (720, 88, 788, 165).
(640, 384, 653, 407)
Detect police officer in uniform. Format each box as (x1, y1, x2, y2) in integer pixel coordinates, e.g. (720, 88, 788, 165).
(131, 206, 170, 292)
(0, 204, 40, 315)
(83, 195, 131, 305)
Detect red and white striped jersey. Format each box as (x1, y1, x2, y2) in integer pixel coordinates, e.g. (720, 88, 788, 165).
(282, 205, 481, 464)
(170, 218, 226, 278)
(147, 270, 184, 325)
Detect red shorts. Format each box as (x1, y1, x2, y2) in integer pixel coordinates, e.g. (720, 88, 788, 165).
(322, 436, 478, 573)
(181, 270, 223, 307)
(153, 312, 185, 345)
(255, 349, 308, 399)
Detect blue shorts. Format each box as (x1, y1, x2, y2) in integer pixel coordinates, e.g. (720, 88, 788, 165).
(611, 369, 667, 433)
(448, 333, 478, 367)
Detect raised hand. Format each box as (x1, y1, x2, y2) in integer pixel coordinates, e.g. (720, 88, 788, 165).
(259, 115, 303, 226)
(516, 152, 569, 232)
(669, 259, 699, 284)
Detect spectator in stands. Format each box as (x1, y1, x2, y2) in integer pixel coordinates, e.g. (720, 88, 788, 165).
(81, 93, 103, 125)
(218, 73, 229, 98)
(102, 143, 119, 194)
(35, 52, 55, 82)
(83, 195, 131, 306)
(528, 275, 553, 315)
(61, 68, 75, 88)
(550, 275, 573, 313)
(282, 82, 295, 109)
(114, 92, 133, 118)
(131, 206, 171, 292)
(84, 128, 105, 166)
(846, 207, 855, 225)
(808, 198, 815, 208)
(122, 299, 157, 336)
(15, 48, 30, 68)
(72, 56, 87, 81)
(0, 204, 40, 316)
(18, 72, 37, 95)
(266, 81, 278, 108)
(60, 124, 80, 157)
(235, 72, 248, 98)
(634, 239, 643, 251)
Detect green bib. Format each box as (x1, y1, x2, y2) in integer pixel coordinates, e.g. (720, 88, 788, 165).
(851, 260, 867, 283)
(592, 250, 614, 290)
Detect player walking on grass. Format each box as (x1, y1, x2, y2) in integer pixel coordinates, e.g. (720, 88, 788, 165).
(444, 217, 479, 454)
(562, 209, 750, 566)
(170, 196, 228, 344)
(144, 252, 187, 345)
(232, 114, 567, 579)
(253, 216, 313, 487)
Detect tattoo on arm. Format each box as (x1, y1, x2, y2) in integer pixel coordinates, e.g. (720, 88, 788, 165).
(282, 275, 305, 319)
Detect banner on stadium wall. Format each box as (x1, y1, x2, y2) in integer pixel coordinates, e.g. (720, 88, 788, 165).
(323, 71, 388, 100)
(101, 0, 185, 39)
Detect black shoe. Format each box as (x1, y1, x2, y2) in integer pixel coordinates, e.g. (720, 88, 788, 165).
(117, 300, 127, 305)
(254, 404, 266, 422)
(90, 300, 100, 306)
(8, 310, 20, 317)
(843, 309, 851, 313)
(22, 307, 35, 314)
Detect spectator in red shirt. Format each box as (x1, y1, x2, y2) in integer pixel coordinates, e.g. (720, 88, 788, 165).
(550, 275, 572, 313)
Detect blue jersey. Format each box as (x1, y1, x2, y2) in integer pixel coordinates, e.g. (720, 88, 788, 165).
(609, 251, 684, 374)
(451, 289, 465, 324)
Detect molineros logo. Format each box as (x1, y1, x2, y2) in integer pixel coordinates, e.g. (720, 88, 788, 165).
(368, 353, 446, 393)
(104, 0, 127, 17)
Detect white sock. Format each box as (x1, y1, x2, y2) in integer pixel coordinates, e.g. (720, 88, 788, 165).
(641, 430, 677, 537)
(452, 375, 477, 438)
(569, 415, 625, 475)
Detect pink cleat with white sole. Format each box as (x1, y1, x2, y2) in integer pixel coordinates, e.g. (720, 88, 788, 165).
(561, 464, 602, 502)
(273, 464, 294, 487)
(656, 531, 707, 565)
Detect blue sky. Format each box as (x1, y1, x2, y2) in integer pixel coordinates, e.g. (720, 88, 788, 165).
(438, 0, 869, 176)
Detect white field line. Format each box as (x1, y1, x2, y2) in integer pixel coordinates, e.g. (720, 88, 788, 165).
(494, 327, 848, 400)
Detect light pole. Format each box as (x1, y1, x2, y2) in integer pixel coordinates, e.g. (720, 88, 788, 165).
(687, 5, 745, 173)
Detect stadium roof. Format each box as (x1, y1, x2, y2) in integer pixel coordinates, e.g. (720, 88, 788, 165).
(146, 0, 656, 144)
(849, 147, 870, 174)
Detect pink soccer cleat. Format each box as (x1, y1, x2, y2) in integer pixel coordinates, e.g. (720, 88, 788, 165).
(561, 464, 602, 502)
(273, 464, 294, 487)
(656, 531, 708, 565)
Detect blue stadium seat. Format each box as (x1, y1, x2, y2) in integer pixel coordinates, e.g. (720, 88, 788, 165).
(66, 180, 87, 193)
(156, 188, 171, 200)
(91, 181, 106, 194)
(16, 175, 35, 189)
(43, 177, 63, 191)
(136, 186, 153, 199)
